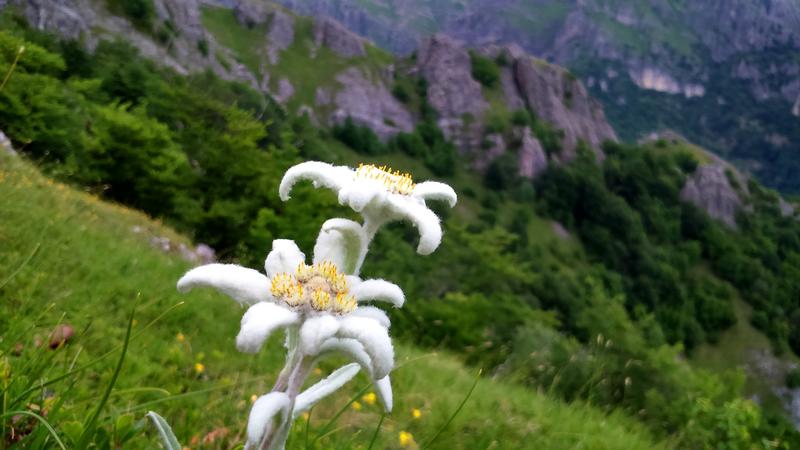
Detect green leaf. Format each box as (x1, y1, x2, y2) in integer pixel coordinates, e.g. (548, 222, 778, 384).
(146, 411, 182, 450)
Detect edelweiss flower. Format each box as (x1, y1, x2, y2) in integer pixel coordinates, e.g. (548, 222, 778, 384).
(279, 162, 457, 256)
(177, 236, 402, 412)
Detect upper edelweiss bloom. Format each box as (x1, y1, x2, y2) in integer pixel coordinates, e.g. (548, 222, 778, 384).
(177, 235, 402, 410)
(279, 162, 457, 255)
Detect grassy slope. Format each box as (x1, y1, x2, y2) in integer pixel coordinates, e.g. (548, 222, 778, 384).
(0, 153, 667, 449)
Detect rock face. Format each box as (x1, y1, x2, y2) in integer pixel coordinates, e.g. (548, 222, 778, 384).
(328, 67, 414, 140)
(511, 54, 616, 161)
(415, 34, 487, 148)
(266, 8, 294, 64)
(233, 0, 269, 27)
(0, 130, 15, 155)
(16, 0, 88, 40)
(518, 127, 548, 178)
(680, 164, 742, 228)
(313, 16, 366, 58)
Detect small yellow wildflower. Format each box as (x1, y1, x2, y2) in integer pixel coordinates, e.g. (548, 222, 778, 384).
(194, 362, 205, 374)
(362, 392, 377, 406)
(351, 401, 362, 411)
(302, 412, 310, 421)
(250, 394, 258, 403)
(313, 367, 322, 376)
(399, 431, 415, 447)
(176, 332, 185, 342)
(411, 408, 422, 419)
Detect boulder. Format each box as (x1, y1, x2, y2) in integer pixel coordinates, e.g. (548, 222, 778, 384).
(680, 163, 742, 228)
(313, 16, 366, 58)
(0, 130, 15, 156)
(331, 67, 414, 140)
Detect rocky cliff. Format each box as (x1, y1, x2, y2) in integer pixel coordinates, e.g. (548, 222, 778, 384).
(271, 0, 800, 193)
(0, 0, 618, 177)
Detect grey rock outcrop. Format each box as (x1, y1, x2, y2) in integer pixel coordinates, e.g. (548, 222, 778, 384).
(16, 0, 88, 40)
(680, 164, 742, 228)
(313, 16, 366, 58)
(511, 54, 616, 161)
(415, 34, 488, 149)
(274, 78, 295, 103)
(266, 8, 294, 64)
(0, 130, 15, 156)
(518, 127, 548, 178)
(330, 67, 414, 140)
(233, 0, 269, 27)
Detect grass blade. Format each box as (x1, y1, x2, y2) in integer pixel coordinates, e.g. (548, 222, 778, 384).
(421, 369, 481, 449)
(146, 411, 182, 450)
(76, 297, 136, 447)
(0, 410, 67, 450)
(311, 383, 370, 446)
(366, 413, 385, 450)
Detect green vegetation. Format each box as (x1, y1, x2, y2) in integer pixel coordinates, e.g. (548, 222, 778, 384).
(0, 153, 668, 449)
(105, 0, 155, 29)
(468, 50, 499, 88)
(2, 13, 800, 450)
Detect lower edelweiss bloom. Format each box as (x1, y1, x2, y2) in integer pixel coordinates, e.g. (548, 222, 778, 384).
(178, 236, 401, 449)
(279, 162, 457, 255)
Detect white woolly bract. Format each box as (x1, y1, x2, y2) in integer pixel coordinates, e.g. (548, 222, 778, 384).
(313, 218, 367, 275)
(279, 161, 353, 201)
(412, 181, 458, 207)
(351, 279, 405, 308)
(293, 363, 360, 418)
(350, 306, 391, 329)
(375, 375, 393, 412)
(299, 315, 339, 355)
(317, 337, 374, 377)
(177, 263, 271, 306)
(236, 302, 300, 353)
(338, 180, 384, 212)
(264, 239, 305, 279)
(247, 392, 290, 446)
(336, 316, 394, 379)
(386, 195, 442, 255)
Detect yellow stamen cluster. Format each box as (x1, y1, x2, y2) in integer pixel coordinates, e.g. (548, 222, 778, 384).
(355, 163, 415, 195)
(270, 261, 357, 314)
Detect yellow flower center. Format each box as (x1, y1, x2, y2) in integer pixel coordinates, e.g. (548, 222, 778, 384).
(270, 261, 357, 314)
(355, 163, 415, 195)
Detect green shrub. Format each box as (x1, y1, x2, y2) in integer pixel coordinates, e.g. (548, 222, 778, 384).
(106, 0, 155, 28)
(469, 50, 499, 88)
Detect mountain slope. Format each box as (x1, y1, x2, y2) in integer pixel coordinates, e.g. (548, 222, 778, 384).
(0, 145, 670, 449)
(274, 0, 800, 193)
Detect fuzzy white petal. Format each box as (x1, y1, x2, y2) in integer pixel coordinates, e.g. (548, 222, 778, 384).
(293, 363, 360, 418)
(351, 279, 405, 308)
(299, 315, 340, 355)
(338, 181, 385, 213)
(316, 338, 391, 411)
(412, 181, 457, 207)
(247, 392, 290, 446)
(279, 161, 353, 201)
(177, 263, 270, 306)
(375, 375, 393, 412)
(264, 239, 305, 278)
(313, 218, 368, 274)
(387, 196, 443, 255)
(318, 338, 374, 377)
(350, 306, 391, 329)
(236, 302, 300, 353)
(337, 316, 394, 379)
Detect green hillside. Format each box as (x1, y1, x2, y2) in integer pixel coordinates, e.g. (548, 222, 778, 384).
(0, 149, 669, 449)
